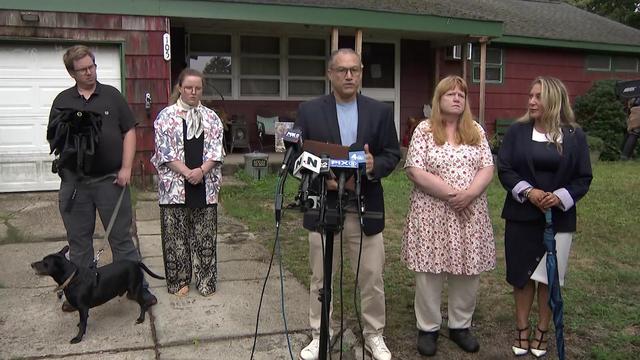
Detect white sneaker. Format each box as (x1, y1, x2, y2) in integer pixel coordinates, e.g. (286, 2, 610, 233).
(299, 339, 320, 360)
(365, 335, 392, 360)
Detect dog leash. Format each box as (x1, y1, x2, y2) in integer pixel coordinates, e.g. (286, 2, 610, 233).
(53, 269, 77, 292)
(93, 184, 127, 267)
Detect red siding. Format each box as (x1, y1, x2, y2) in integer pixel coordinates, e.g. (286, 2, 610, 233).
(0, 10, 171, 180)
(434, 45, 639, 135)
(400, 39, 434, 146)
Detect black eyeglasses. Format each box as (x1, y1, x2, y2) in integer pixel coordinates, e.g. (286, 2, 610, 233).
(74, 64, 97, 73)
(331, 66, 362, 77)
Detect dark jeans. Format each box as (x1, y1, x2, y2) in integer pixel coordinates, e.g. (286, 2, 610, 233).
(58, 178, 148, 288)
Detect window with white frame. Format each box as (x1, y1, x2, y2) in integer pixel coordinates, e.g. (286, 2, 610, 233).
(240, 35, 281, 97)
(189, 34, 232, 99)
(188, 34, 328, 99)
(288, 38, 326, 97)
(586, 54, 639, 72)
(471, 45, 503, 83)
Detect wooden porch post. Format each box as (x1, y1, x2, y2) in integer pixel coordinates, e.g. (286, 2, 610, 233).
(434, 47, 441, 87)
(331, 27, 339, 52)
(355, 29, 363, 56)
(479, 37, 488, 127)
(462, 43, 468, 81)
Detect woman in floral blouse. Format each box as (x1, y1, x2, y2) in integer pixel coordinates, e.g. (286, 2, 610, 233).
(151, 68, 224, 297)
(401, 76, 495, 356)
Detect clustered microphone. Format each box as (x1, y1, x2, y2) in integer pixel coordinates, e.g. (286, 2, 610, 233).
(279, 127, 303, 176)
(292, 151, 322, 210)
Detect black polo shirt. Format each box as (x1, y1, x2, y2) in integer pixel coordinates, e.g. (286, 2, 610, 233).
(49, 82, 137, 176)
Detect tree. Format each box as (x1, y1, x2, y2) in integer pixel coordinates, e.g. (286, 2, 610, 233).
(203, 56, 231, 75)
(568, 0, 640, 29)
(574, 80, 627, 160)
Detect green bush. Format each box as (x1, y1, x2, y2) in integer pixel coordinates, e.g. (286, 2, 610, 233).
(574, 80, 626, 160)
(587, 134, 605, 152)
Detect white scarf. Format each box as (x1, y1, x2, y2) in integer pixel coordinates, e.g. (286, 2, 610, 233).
(176, 97, 204, 140)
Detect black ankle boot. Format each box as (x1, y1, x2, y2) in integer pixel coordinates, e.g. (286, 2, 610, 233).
(449, 328, 480, 353)
(417, 330, 439, 356)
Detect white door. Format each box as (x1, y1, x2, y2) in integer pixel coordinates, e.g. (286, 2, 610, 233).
(0, 43, 121, 192)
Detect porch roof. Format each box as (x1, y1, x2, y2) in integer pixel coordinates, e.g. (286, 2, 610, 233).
(0, 0, 503, 38)
(3, 0, 640, 53)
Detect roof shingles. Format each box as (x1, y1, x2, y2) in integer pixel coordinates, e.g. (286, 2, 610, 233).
(221, 0, 640, 46)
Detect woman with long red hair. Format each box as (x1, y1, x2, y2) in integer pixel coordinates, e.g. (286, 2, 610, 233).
(402, 75, 495, 357)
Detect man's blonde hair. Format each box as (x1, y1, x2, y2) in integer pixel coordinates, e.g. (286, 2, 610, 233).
(63, 45, 95, 72)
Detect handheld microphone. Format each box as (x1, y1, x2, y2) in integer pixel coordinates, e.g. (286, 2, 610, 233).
(349, 143, 366, 209)
(279, 128, 303, 176)
(348, 143, 366, 169)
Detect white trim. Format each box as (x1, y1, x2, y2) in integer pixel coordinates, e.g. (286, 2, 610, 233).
(190, 31, 330, 100)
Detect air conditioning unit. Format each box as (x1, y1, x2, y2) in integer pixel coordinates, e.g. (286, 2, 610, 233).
(446, 44, 473, 60)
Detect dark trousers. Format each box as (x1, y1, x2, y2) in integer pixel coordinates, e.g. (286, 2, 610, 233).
(58, 179, 143, 283)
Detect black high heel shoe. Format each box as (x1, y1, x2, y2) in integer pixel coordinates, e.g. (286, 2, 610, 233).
(511, 325, 530, 356)
(530, 327, 548, 358)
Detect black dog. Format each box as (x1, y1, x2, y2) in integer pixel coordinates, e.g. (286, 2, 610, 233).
(31, 245, 165, 343)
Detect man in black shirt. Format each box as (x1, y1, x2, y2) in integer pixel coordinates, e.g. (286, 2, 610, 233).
(48, 45, 156, 310)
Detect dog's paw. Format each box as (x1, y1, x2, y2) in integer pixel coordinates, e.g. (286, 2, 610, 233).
(70, 336, 82, 344)
(136, 317, 144, 324)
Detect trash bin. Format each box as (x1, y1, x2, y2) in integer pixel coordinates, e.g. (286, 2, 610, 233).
(244, 152, 269, 180)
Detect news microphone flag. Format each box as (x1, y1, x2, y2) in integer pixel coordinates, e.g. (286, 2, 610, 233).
(349, 151, 366, 165)
(283, 128, 302, 143)
(329, 159, 358, 169)
(292, 151, 322, 179)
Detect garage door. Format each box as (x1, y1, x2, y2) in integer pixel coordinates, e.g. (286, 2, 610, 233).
(0, 43, 122, 192)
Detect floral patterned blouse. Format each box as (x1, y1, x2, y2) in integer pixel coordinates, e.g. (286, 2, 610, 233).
(401, 120, 496, 275)
(151, 103, 224, 205)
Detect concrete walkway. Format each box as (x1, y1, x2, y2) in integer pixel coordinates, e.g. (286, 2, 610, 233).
(0, 186, 312, 359)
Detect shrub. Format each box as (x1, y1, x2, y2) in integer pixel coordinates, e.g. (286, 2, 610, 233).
(574, 80, 627, 160)
(587, 134, 605, 153)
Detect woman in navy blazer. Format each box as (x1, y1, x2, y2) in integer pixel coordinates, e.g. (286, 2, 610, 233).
(498, 77, 592, 357)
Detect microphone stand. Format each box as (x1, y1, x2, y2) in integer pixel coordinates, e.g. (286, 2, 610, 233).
(274, 170, 287, 223)
(314, 173, 344, 360)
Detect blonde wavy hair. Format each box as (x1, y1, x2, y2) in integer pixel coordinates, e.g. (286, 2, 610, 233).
(426, 75, 481, 146)
(518, 76, 577, 153)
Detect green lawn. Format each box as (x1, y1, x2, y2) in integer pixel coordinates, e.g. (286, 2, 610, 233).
(221, 162, 640, 359)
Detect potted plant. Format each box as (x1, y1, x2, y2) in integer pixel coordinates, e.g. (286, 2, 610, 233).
(587, 134, 604, 162)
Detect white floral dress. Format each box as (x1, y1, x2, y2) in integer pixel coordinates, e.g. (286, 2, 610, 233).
(151, 104, 224, 205)
(401, 120, 496, 275)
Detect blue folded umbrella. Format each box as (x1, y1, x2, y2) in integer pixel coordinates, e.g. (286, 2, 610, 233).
(544, 209, 565, 359)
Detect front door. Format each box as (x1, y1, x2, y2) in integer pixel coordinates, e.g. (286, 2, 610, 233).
(359, 41, 400, 140)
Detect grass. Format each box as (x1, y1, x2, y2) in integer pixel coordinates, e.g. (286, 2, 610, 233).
(221, 162, 640, 359)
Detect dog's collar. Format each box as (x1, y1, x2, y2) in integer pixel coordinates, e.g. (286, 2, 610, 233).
(53, 269, 77, 292)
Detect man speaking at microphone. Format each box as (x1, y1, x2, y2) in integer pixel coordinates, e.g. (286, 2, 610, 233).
(295, 48, 401, 360)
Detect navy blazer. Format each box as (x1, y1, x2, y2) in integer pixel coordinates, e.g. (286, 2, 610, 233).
(294, 94, 401, 235)
(497, 121, 593, 232)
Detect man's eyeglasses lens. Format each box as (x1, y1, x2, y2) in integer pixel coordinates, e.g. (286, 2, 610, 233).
(333, 67, 362, 76)
(75, 64, 97, 73)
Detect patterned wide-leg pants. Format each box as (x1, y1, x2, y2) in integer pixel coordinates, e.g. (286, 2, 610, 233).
(160, 205, 218, 296)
